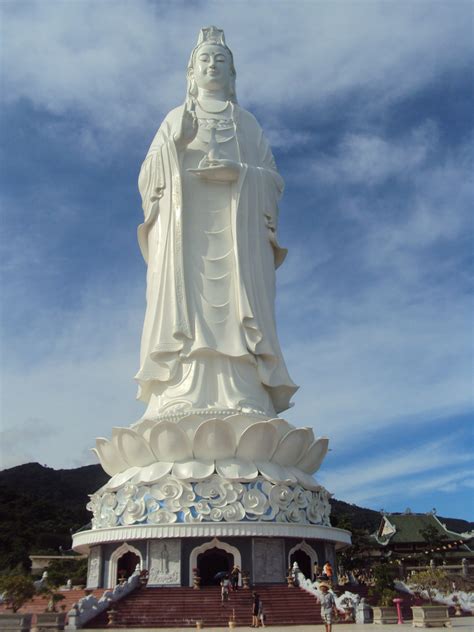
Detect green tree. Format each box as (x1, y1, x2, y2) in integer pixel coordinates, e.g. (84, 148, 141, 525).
(0, 575, 35, 612)
(334, 514, 373, 571)
(419, 525, 448, 563)
(409, 568, 452, 604)
(45, 558, 87, 586)
(368, 562, 398, 606)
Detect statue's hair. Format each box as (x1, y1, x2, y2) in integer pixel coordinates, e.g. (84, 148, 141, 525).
(186, 40, 237, 103)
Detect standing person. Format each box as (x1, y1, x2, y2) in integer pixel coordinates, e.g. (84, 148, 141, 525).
(323, 561, 333, 584)
(258, 598, 265, 627)
(313, 562, 322, 582)
(251, 591, 260, 627)
(221, 575, 230, 604)
(231, 565, 240, 591)
(319, 583, 337, 632)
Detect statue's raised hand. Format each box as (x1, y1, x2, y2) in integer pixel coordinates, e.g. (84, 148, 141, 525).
(174, 101, 198, 149)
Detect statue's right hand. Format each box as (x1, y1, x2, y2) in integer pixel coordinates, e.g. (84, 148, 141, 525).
(174, 101, 198, 149)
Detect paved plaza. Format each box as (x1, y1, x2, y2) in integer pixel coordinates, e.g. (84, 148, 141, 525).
(87, 615, 474, 632)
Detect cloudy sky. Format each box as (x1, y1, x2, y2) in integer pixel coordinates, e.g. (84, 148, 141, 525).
(1, 1, 473, 521)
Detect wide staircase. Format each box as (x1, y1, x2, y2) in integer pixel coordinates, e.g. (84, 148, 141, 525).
(85, 584, 324, 628)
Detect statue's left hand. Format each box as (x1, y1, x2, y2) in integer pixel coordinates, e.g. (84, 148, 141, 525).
(188, 158, 241, 182)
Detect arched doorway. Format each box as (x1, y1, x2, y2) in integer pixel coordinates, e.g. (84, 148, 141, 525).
(290, 549, 312, 579)
(189, 538, 242, 587)
(117, 551, 140, 583)
(108, 543, 143, 588)
(288, 541, 318, 580)
(197, 548, 233, 585)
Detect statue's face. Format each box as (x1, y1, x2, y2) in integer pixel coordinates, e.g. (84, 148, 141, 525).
(192, 44, 232, 93)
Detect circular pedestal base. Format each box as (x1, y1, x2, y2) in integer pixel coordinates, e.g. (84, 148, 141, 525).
(73, 523, 351, 589)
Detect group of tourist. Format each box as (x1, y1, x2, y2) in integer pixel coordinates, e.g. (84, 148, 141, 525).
(217, 559, 338, 628)
(218, 566, 265, 626)
(313, 560, 334, 583)
(220, 564, 241, 603)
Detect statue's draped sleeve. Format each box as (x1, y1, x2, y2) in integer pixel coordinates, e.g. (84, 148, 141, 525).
(136, 107, 192, 396)
(232, 108, 297, 412)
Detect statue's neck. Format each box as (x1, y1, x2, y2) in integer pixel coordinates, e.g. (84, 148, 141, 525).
(197, 88, 229, 102)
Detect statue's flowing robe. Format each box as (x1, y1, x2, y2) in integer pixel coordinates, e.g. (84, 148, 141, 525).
(136, 104, 297, 415)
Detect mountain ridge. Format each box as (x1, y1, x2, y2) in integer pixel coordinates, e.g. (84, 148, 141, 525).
(1, 462, 472, 571)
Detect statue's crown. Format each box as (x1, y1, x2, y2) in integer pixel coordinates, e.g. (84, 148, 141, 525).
(197, 26, 226, 47)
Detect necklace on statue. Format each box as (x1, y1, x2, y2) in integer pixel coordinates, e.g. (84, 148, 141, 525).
(196, 99, 229, 114)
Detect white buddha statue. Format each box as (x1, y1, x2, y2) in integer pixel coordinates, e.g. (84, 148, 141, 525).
(135, 26, 297, 420)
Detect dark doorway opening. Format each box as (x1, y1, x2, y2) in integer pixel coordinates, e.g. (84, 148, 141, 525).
(290, 550, 312, 579)
(117, 551, 140, 583)
(197, 548, 234, 585)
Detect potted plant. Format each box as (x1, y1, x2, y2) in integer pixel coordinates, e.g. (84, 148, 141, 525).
(139, 569, 149, 586)
(369, 563, 399, 624)
(372, 589, 399, 624)
(286, 566, 295, 588)
(0, 575, 35, 613)
(409, 568, 452, 628)
(192, 567, 201, 590)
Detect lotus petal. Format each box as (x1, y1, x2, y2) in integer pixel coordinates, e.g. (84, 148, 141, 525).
(149, 421, 192, 462)
(296, 437, 329, 474)
(290, 467, 320, 491)
(236, 422, 279, 460)
(172, 460, 215, 481)
(94, 439, 128, 476)
(272, 428, 311, 467)
(268, 418, 294, 440)
(216, 458, 258, 480)
(116, 428, 156, 467)
(224, 413, 267, 442)
(104, 466, 141, 491)
(256, 461, 297, 484)
(193, 419, 236, 460)
(177, 414, 208, 441)
(131, 418, 157, 440)
(131, 462, 173, 485)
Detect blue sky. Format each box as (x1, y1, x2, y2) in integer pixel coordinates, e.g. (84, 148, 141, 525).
(1, 1, 473, 521)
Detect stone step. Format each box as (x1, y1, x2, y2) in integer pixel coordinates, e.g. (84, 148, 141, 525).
(85, 585, 325, 628)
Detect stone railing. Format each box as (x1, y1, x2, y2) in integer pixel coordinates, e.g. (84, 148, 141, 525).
(66, 568, 141, 630)
(395, 580, 474, 615)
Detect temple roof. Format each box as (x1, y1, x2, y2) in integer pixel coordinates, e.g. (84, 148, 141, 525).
(372, 512, 473, 546)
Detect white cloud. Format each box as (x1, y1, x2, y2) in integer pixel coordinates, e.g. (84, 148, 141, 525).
(1, 273, 145, 470)
(313, 121, 438, 186)
(319, 437, 473, 504)
(1, 1, 472, 522)
(1, 1, 472, 143)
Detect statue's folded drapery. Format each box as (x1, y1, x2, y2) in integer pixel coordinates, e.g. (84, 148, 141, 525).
(136, 104, 297, 417)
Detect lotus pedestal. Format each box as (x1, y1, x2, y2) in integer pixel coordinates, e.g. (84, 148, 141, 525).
(73, 413, 351, 588)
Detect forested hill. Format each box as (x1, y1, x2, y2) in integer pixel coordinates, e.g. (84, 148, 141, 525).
(1, 462, 472, 571)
